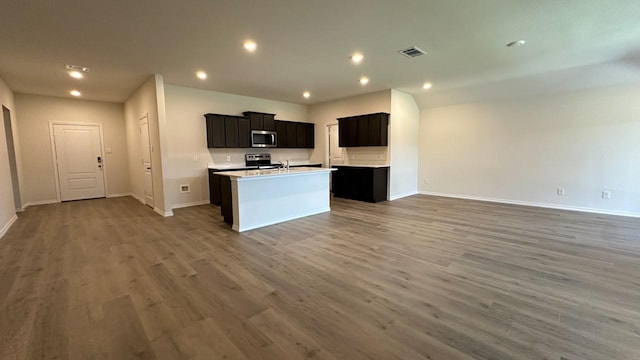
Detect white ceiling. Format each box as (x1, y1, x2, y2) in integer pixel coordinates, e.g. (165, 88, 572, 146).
(1, 0, 639, 107)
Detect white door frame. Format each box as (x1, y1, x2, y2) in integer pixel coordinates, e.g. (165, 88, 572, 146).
(139, 113, 154, 207)
(326, 122, 340, 167)
(49, 121, 108, 202)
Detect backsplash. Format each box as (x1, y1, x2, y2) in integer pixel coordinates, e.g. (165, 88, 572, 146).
(343, 147, 389, 165)
(208, 148, 311, 165)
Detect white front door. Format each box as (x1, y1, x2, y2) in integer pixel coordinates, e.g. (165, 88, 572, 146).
(139, 116, 154, 207)
(328, 124, 343, 167)
(53, 124, 106, 201)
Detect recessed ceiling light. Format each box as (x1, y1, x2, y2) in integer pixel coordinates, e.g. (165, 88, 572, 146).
(422, 82, 432, 90)
(303, 91, 311, 99)
(70, 90, 81, 97)
(350, 52, 364, 64)
(359, 76, 369, 85)
(243, 40, 257, 52)
(506, 40, 526, 47)
(196, 71, 207, 80)
(69, 71, 83, 79)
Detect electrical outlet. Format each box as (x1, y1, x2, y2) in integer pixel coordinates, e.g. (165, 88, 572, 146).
(193, 155, 198, 162)
(557, 187, 565, 195)
(602, 190, 611, 199)
(226, 155, 231, 162)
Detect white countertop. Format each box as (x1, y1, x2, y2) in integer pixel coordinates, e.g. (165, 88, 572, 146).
(332, 164, 390, 168)
(208, 161, 322, 169)
(215, 167, 335, 179)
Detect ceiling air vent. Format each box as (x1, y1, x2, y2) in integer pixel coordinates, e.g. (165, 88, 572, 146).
(398, 46, 427, 58)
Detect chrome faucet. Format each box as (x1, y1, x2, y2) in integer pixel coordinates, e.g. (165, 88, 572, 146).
(279, 160, 290, 171)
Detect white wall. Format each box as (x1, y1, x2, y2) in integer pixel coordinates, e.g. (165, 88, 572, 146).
(308, 90, 391, 166)
(419, 83, 640, 216)
(0, 76, 18, 238)
(124, 75, 167, 214)
(14, 93, 130, 204)
(163, 84, 308, 209)
(389, 90, 419, 200)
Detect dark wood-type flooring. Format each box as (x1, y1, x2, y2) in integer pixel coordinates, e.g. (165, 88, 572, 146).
(1, 195, 640, 359)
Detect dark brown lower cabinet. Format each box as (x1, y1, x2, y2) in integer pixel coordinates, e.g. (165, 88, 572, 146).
(210, 172, 222, 205)
(220, 176, 233, 224)
(331, 166, 389, 203)
(208, 171, 233, 224)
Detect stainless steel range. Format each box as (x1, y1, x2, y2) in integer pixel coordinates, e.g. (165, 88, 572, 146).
(245, 153, 280, 169)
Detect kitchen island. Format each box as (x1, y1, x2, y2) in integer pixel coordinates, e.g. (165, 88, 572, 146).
(213, 167, 335, 232)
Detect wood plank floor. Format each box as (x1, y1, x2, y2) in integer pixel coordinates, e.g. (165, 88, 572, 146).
(1, 195, 640, 359)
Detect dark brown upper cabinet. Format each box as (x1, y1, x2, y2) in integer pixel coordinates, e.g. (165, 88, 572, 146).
(275, 120, 288, 147)
(205, 113, 250, 148)
(224, 117, 239, 148)
(237, 117, 251, 148)
(275, 120, 314, 149)
(243, 111, 276, 131)
(205, 114, 226, 148)
(337, 112, 389, 147)
(304, 122, 314, 148)
(206, 112, 314, 149)
(296, 123, 306, 148)
(286, 121, 297, 147)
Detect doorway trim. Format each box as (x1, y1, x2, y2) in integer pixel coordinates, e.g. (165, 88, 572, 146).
(139, 113, 154, 208)
(326, 122, 339, 167)
(48, 121, 108, 202)
(2, 106, 22, 211)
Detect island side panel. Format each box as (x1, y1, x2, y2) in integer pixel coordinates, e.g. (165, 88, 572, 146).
(230, 178, 241, 232)
(232, 172, 331, 232)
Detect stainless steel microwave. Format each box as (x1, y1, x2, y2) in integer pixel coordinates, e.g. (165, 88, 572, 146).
(251, 130, 277, 147)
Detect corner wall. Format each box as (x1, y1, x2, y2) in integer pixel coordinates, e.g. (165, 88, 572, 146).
(419, 83, 640, 217)
(389, 90, 419, 200)
(124, 75, 167, 214)
(0, 76, 18, 238)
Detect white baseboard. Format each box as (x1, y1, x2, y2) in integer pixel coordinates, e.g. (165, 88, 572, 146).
(106, 193, 132, 198)
(23, 199, 59, 209)
(172, 200, 210, 210)
(390, 191, 418, 201)
(0, 214, 19, 239)
(418, 191, 640, 218)
(154, 207, 173, 217)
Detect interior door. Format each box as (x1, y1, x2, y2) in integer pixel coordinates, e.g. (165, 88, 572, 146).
(53, 124, 105, 201)
(139, 116, 154, 207)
